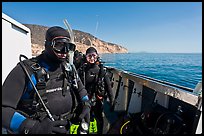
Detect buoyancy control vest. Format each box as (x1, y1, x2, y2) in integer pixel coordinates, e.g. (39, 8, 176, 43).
(96, 63, 106, 97)
(18, 54, 78, 121)
(77, 62, 107, 99)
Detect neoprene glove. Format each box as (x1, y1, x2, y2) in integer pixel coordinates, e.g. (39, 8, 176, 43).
(78, 102, 91, 121)
(19, 117, 68, 134)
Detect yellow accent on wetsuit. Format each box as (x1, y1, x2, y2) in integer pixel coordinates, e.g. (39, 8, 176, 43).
(70, 124, 80, 134)
(89, 118, 98, 133)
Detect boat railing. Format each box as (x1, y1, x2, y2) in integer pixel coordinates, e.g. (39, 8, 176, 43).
(105, 66, 202, 110)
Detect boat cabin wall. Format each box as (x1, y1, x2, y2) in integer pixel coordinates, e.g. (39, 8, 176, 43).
(2, 13, 32, 84)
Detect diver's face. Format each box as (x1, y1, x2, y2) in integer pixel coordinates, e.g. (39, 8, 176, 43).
(47, 37, 76, 62)
(86, 52, 98, 64)
(51, 37, 70, 60)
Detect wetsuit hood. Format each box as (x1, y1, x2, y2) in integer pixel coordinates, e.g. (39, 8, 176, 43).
(44, 26, 72, 63)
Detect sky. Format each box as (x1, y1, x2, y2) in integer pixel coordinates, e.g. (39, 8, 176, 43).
(2, 2, 202, 53)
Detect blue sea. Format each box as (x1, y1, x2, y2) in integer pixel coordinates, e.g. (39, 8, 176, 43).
(100, 53, 202, 89)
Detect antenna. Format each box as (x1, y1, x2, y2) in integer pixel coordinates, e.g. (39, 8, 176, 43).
(95, 15, 99, 37)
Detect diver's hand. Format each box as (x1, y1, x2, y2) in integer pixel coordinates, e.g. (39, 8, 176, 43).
(78, 101, 91, 121)
(19, 117, 68, 134)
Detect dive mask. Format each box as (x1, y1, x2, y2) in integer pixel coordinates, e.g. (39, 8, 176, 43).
(51, 37, 76, 53)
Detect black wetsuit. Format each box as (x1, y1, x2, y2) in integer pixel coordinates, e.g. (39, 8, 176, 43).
(78, 62, 114, 134)
(2, 53, 88, 134)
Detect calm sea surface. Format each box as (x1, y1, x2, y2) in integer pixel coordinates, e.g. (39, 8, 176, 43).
(100, 53, 202, 89)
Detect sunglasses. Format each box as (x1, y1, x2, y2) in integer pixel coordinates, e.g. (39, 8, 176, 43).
(51, 37, 76, 53)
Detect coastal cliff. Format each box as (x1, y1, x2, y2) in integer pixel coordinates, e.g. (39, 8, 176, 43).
(24, 24, 128, 56)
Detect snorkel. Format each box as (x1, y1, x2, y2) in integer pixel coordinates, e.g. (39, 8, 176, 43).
(63, 19, 75, 65)
(63, 19, 79, 89)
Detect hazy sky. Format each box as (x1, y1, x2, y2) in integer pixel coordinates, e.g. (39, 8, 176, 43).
(2, 2, 202, 53)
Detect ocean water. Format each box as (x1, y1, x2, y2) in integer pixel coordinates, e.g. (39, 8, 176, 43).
(100, 53, 202, 89)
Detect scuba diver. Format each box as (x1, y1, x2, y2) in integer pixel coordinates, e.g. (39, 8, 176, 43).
(74, 50, 85, 70)
(2, 26, 91, 134)
(74, 47, 114, 134)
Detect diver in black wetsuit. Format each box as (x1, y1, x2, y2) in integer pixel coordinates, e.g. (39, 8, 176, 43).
(75, 47, 114, 134)
(2, 26, 90, 134)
